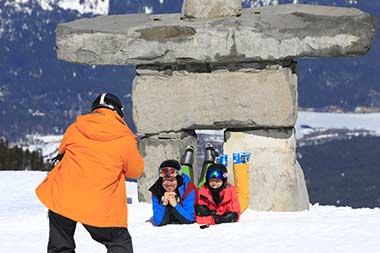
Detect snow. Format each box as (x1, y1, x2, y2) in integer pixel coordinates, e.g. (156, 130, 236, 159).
(244, 0, 279, 7)
(13, 0, 110, 15)
(143, 5, 153, 14)
(18, 134, 62, 160)
(295, 111, 380, 139)
(0, 87, 6, 99)
(1, 171, 380, 252)
(57, 0, 109, 15)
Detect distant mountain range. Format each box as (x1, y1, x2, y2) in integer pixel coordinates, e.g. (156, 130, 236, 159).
(1, 0, 379, 140)
(298, 134, 380, 208)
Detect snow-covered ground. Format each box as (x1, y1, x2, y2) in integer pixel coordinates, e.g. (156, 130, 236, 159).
(1, 171, 379, 252)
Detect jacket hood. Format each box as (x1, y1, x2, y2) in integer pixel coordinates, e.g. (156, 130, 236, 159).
(75, 108, 135, 142)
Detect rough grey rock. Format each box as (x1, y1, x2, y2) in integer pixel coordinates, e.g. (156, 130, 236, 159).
(223, 129, 309, 211)
(182, 0, 242, 19)
(132, 67, 297, 134)
(137, 132, 197, 203)
(56, 4, 377, 65)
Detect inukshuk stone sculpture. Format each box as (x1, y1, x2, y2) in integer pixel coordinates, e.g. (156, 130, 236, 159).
(56, 1, 377, 211)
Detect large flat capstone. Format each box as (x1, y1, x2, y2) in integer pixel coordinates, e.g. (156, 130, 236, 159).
(132, 66, 297, 134)
(56, 4, 376, 65)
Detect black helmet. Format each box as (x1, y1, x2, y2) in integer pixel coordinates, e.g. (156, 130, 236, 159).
(91, 93, 124, 118)
(158, 159, 182, 171)
(158, 159, 184, 185)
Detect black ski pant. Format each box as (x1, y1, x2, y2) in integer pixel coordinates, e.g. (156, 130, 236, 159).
(47, 210, 133, 253)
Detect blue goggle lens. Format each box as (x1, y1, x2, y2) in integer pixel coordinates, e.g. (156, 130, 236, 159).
(206, 168, 226, 180)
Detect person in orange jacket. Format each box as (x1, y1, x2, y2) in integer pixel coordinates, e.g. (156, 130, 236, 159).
(195, 164, 240, 226)
(36, 93, 144, 253)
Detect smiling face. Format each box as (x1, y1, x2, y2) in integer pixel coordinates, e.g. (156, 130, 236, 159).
(162, 177, 178, 192)
(208, 178, 223, 189)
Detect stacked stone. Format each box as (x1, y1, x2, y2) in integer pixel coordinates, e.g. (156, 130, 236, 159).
(136, 131, 197, 203)
(56, 2, 376, 210)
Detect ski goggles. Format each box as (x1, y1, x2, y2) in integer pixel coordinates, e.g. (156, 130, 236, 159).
(206, 168, 227, 180)
(159, 167, 178, 178)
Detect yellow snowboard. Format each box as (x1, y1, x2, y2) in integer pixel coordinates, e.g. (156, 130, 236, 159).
(233, 152, 251, 213)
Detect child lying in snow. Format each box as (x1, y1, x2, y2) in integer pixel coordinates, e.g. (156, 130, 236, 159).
(195, 163, 240, 225)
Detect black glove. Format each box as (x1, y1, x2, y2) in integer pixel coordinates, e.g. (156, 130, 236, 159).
(220, 212, 238, 223)
(213, 214, 222, 224)
(195, 205, 211, 216)
(49, 153, 64, 165)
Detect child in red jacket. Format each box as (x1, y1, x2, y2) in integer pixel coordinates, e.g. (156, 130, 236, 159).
(195, 164, 240, 225)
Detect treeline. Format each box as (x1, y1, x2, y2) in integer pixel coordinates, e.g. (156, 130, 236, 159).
(0, 138, 49, 171)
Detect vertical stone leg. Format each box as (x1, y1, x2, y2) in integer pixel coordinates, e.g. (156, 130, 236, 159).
(137, 131, 198, 203)
(224, 128, 309, 211)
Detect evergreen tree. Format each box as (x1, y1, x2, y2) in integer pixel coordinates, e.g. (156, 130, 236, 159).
(0, 138, 48, 171)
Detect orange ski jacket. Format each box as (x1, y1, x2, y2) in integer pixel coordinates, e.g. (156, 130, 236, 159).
(36, 108, 144, 228)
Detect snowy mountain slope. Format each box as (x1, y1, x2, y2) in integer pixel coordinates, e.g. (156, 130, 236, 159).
(1, 171, 380, 253)
(9, 0, 109, 14)
(295, 112, 380, 139)
(18, 111, 380, 157)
